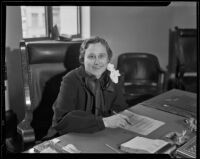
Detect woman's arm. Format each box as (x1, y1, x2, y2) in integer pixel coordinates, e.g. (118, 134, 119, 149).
(51, 72, 105, 135)
(53, 110, 105, 135)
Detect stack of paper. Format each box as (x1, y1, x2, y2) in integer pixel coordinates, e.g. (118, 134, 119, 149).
(40, 147, 58, 153)
(120, 136, 169, 153)
(33, 138, 81, 153)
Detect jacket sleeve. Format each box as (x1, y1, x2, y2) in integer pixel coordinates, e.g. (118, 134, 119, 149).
(51, 72, 105, 135)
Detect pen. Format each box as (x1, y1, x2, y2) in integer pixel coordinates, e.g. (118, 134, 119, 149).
(182, 130, 187, 137)
(113, 111, 132, 125)
(105, 144, 121, 153)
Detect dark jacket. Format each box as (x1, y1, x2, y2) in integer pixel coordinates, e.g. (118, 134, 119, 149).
(51, 66, 128, 135)
(31, 71, 67, 140)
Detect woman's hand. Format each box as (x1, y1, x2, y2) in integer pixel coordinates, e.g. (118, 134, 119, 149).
(103, 114, 131, 128)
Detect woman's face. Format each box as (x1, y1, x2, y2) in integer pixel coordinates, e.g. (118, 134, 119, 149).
(84, 42, 109, 79)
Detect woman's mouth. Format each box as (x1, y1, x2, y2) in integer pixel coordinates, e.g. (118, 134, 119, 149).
(92, 66, 104, 70)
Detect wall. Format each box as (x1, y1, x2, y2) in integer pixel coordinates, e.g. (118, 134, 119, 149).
(170, 3, 196, 28)
(6, 6, 25, 121)
(90, 3, 196, 69)
(5, 3, 196, 122)
(6, 6, 23, 49)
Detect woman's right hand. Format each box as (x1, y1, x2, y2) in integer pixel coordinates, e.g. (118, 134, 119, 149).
(102, 114, 131, 128)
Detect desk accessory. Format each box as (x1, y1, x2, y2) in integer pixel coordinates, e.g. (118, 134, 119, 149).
(33, 138, 81, 153)
(33, 140, 66, 153)
(184, 117, 197, 132)
(62, 144, 81, 153)
(175, 136, 196, 158)
(112, 111, 132, 125)
(161, 144, 177, 155)
(105, 144, 122, 153)
(33, 141, 52, 153)
(165, 130, 189, 146)
(40, 147, 58, 153)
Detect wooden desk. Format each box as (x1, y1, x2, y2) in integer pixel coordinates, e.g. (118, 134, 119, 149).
(141, 89, 197, 118)
(27, 89, 196, 153)
(27, 107, 196, 153)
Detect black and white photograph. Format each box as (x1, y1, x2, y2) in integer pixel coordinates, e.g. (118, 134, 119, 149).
(3, 1, 198, 158)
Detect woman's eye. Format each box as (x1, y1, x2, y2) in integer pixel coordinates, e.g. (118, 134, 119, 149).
(88, 55, 95, 59)
(99, 54, 106, 59)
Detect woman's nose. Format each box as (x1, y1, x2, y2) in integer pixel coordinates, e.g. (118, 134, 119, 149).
(94, 57, 100, 65)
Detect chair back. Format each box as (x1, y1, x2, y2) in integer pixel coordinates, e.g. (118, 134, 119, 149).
(174, 27, 197, 92)
(175, 27, 197, 74)
(117, 53, 162, 87)
(21, 40, 82, 111)
(18, 40, 82, 147)
(117, 52, 165, 106)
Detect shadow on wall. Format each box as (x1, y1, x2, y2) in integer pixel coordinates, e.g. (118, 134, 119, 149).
(6, 47, 25, 122)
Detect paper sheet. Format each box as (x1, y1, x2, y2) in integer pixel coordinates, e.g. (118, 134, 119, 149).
(120, 136, 169, 153)
(40, 147, 58, 153)
(120, 110, 165, 135)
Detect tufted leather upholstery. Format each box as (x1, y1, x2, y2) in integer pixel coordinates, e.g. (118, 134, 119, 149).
(17, 40, 82, 150)
(26, 40, 81, 63)
(117, 53, 166, 106)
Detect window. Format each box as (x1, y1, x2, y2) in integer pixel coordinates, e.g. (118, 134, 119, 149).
(21, 6, 46, 38)
(20, 6, 81, 39)
(52, 6, 80, 36)
(31, 13, 39, 28)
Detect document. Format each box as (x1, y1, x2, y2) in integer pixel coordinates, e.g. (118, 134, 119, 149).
(120, 110, 165, 135)
(120, 136, 169, 153)
(33, 138, 81, 153)
(40, 147, 58, 153)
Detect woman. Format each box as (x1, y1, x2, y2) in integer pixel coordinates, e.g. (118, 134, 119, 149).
(49, 36, 130, 136)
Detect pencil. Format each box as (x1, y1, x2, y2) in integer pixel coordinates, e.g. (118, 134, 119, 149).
(105, 144, 121, 153)
(113, 111, 132, 125)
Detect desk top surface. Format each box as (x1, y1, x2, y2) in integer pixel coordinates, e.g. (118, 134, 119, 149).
(141, 89, 197, 118)
(28, 89, 197, 153)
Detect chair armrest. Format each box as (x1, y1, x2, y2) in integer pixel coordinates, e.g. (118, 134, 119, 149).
(158, 68, 168, 92)
(158, 67, 167, 74)
(18, 40, 35, 145)
(17, 110, 35, 144)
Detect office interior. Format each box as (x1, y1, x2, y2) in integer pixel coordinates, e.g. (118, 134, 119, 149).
(4, 2, 198, 155)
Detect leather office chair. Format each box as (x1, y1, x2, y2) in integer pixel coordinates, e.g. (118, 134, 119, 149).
(171, 27, 197, 93)
(17, 40, 82, 151)
(117, 53, 166, 106)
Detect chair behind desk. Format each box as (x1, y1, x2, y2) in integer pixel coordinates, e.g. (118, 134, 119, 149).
(117, 52, 166, 106)
(167, 27, 197, 93)
(17, 40, 82, 151)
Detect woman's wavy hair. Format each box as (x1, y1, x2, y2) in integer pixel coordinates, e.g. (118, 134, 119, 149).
(79, 36, 113, 64)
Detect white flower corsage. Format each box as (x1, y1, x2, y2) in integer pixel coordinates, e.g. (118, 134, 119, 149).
(107, 63, 120, 84)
